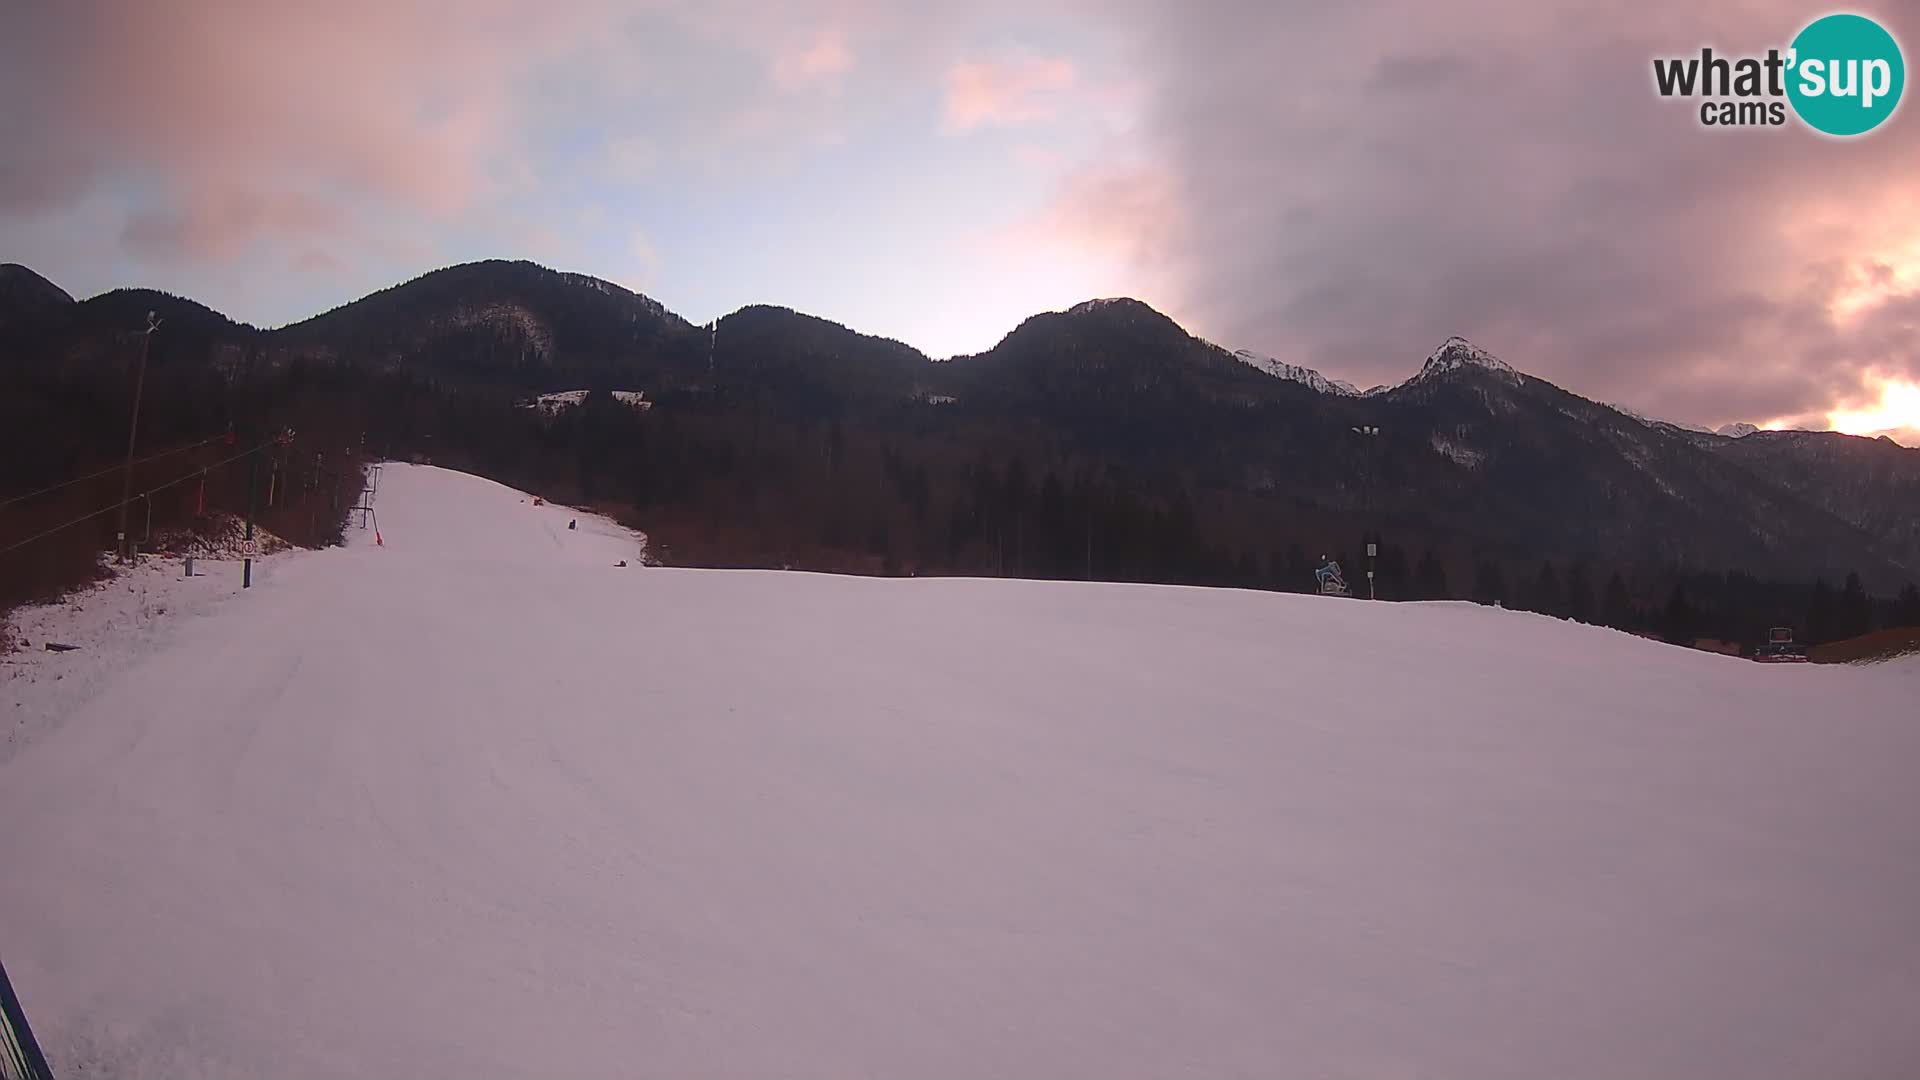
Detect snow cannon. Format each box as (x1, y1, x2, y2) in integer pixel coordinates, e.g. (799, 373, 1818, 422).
(1314, 556, 1351, 596)
(1753, 627, 1810, 663)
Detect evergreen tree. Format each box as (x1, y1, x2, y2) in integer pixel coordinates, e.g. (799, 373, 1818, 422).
(1662, 584, 1697, 644)
(1038, 472, 1068, 577)
(1414, 548, 1449, 600)
(826, 419, 845, 479)
(1566, 562, 1595, 624)
(1601, 572, 1634, 630)
(1807, 579, 1837, 644)
(1891, 582, 1920, 629)
(1234, 550, 1259, 588)
(1837, 572, 1874, 640)
(1281, 544, 1312, 594)
(1529, 561, 1566, 617)
(1377, 543, 1411, 600)
(1472, 560, 1507, 606)
(1003, 457, 1032, 574)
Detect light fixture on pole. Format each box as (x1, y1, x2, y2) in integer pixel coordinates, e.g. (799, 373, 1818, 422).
(1351, 425, 1381, 598)
(115, 311, 162, 563)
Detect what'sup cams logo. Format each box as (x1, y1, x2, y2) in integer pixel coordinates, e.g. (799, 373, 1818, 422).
(1654, 13, 1905, 135)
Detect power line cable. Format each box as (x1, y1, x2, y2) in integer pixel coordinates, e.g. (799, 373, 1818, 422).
(0, 435, 225, 511)
(0, 440, 273, 560)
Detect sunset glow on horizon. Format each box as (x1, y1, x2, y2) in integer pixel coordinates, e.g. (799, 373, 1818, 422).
(1828, 378, 1920, 445)
(3, 1, 1916, 436)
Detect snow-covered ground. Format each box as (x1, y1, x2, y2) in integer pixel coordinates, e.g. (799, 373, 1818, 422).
(2, 464, 1917, 1079)
(3, 549, 294, 768)
(520, 389, 651, 414)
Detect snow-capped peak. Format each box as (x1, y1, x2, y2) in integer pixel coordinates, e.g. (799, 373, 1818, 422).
(1231, 349, 1360, 396)
(1067, 297, 1143, 315)
(1717, 422, 1759, 438)
(1416, 336, 1521, 383)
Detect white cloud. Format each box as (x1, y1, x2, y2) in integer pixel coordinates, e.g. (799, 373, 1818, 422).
(943, 53, 1077, 133)
(771, 28, 852, 92)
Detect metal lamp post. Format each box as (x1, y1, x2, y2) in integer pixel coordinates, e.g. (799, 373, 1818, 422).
(1351, 425, 1381, 599)
(115, 311, 162, 563)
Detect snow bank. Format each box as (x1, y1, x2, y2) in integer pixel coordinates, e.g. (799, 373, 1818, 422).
(3, 552, 298, 767)
(1, 464, 1916, 1079)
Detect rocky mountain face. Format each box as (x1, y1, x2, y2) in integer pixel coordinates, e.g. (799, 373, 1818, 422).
(4, 259, 1915, 591)
(1231, 349, 1362, 396)
(934, 304, 1917, 587)
(1360, 353, 1914, 588)
(1698, 430, 1920, 576)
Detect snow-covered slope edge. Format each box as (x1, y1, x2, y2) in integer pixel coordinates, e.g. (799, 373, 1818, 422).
(1231, 349, 1362, 395)
(2, 553, 304, 767)
(2, 466, 648, 766)
(1228, 335, 1525, 397)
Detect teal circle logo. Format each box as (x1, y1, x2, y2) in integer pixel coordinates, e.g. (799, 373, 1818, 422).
(1787, 14, 1905, 136)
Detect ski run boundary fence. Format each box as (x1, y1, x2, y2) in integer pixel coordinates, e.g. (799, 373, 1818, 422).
(0, 955, 53, 1080)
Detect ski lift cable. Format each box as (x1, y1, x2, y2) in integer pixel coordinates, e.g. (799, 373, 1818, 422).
(0, 440, 275, 560)
(0, 434, 226, 511)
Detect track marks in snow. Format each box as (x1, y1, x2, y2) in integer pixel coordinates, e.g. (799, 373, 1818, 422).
(1, 465, 1916, 1079)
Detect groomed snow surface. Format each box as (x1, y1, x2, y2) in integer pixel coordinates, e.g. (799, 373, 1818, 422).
(3, 464, 1918, 1079)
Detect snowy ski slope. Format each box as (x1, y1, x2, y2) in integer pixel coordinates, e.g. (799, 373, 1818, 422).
(2, 464, 1916, 1079)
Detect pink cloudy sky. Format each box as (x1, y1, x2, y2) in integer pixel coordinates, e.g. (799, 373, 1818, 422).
(2, 0, 1917, 442)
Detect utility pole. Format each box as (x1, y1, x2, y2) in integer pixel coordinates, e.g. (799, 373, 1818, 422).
(243, 450, 258, 589)
(1085, 507, 1093, 581)
(115, 311, 162, 563)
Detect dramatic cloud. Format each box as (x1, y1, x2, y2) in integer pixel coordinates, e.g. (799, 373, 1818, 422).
(772, 28, 854, 92)
(944, 54, 1079, 132)
(1827, 376, 1920, 443)
(0, 0, 619, 260)
(1012, 159, 1187, 298)
(120, 189, 349, 264)
(2, 0, 1912, 436)
(1092, 0, 1920, 431)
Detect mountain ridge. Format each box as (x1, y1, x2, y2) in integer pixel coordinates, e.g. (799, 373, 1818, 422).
(0, 262, 77, 326)
(9, 259, 1900, 447)
(4, 258, 1915, 592)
